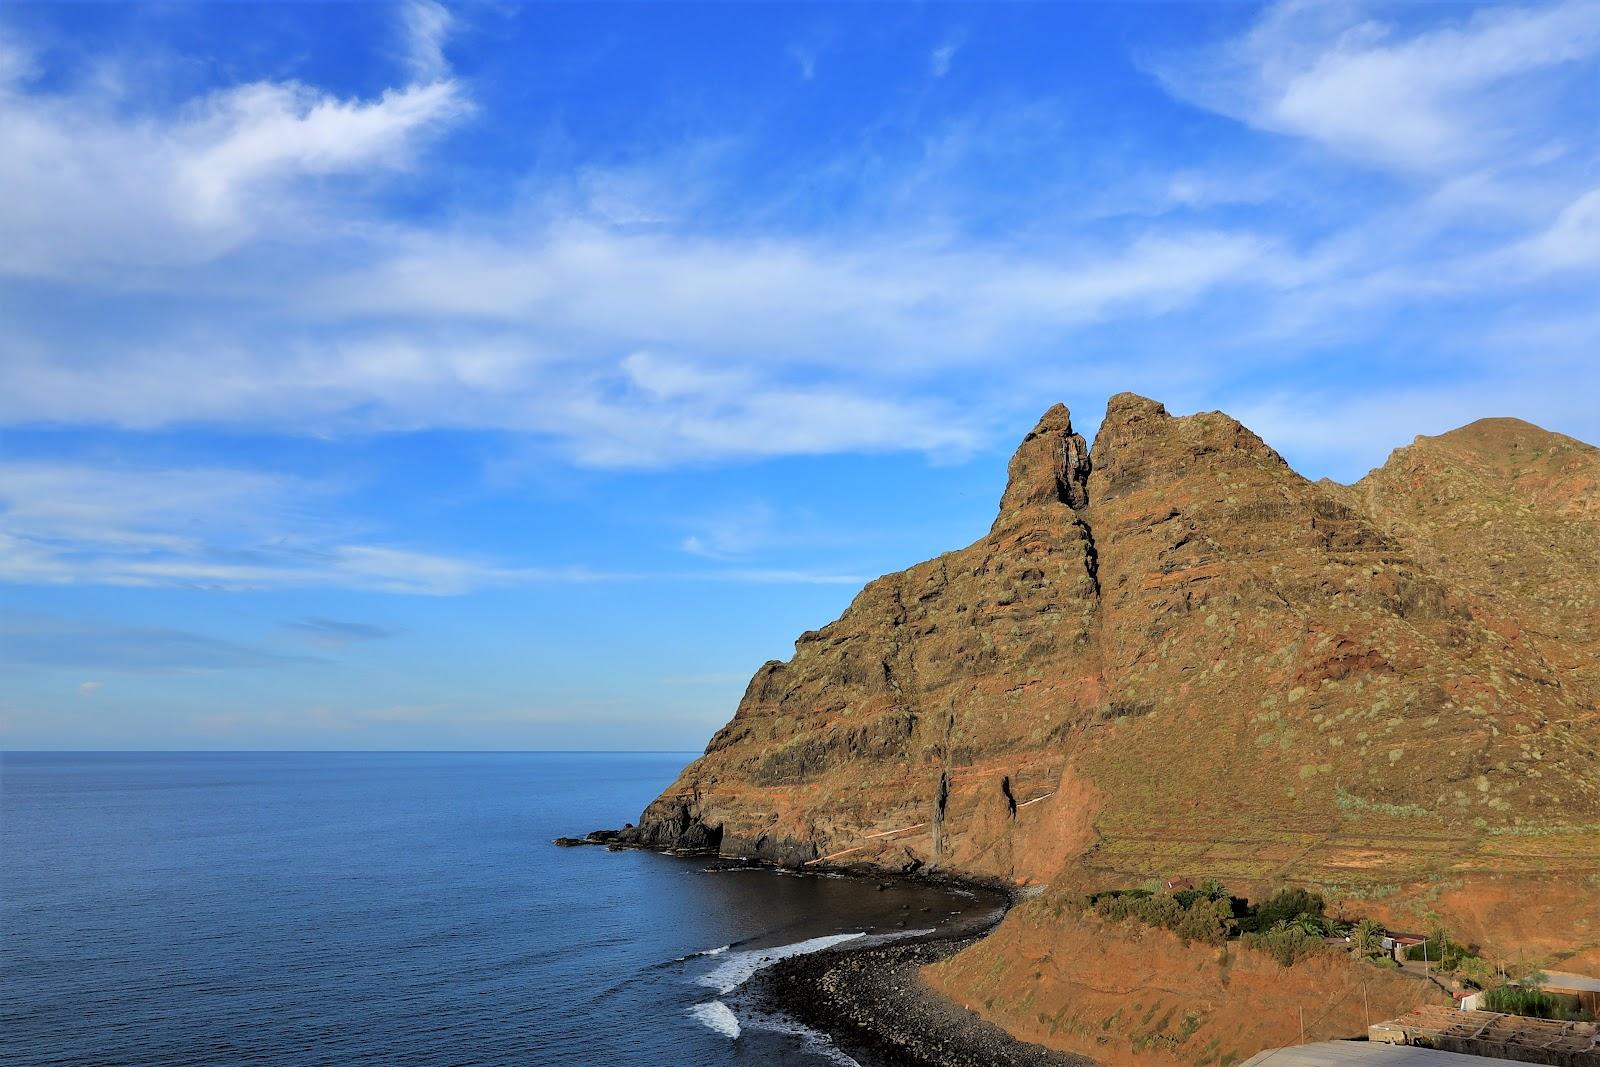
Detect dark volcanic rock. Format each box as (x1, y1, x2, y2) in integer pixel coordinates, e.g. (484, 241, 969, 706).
(757, 928, 1087, 1067)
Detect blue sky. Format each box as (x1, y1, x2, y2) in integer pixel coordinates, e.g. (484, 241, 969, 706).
(2, 0, 1598, 750)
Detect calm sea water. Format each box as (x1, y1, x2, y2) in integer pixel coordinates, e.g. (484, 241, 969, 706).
(1, 752, 988, 1066)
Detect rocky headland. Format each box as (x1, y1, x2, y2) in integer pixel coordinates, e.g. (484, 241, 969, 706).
(598, 393, 1600, 1065)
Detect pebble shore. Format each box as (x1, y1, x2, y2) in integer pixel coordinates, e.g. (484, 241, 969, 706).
(753, 888, 1090, 1067)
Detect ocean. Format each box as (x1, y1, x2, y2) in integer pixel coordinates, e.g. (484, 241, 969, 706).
(1, 751, 991, 1066)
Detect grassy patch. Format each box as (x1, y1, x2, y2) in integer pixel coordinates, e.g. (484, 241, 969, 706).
(1335, 788, 1433, 819)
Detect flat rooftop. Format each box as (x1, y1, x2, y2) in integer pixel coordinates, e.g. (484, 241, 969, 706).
(1241, 1041, 1528, 1067)
(1372, 1005, 1599, 1058)
(1546, 972, 1600, 994)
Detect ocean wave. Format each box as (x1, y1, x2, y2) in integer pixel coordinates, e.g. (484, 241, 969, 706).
(687, 1000, 741, 1039)
(659, 941, 740, 967)
(740, 1008, 862, 1065)
(696, 932, 865, 995)
(690, 998, 863, 1064)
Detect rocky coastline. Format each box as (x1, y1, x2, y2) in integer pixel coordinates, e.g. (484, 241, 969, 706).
(559, 825, 1081, 1067)
(751, 887, 1090, 1067)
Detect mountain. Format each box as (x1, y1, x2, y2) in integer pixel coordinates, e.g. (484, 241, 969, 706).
(617, 394, 1600, 1060)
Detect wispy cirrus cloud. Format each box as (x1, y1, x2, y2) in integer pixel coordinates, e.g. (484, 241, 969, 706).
(0, 459, 864, 592)
(0, 460, 574, 594)
(788, 43, 818, 80)
(679, 501, 779, 560)
(1154, 0, 1600, 173)
(0, 222, 1285, 465)
(0, 611, 313, 673)
(930, 36, 963, 78)
(287, 616, 400, 647)
(1514, 188, 1600, 272)
(399, 0, 454, 83)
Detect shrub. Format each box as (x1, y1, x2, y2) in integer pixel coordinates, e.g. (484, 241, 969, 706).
(1142, 894, 1185, 929)
(1245, 887, 1326, 933)
(1406, 937, 1468, 966)
(1242, 921, 1324, 967)
(1176, 898, 1236, 946)
(1455, 955, 1495, 988)
(1482, 986, 1576, 1020)
(1089, 888, 1236, 945)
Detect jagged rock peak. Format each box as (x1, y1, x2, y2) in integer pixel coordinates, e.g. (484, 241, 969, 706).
(1101, 391, 1170, 428)
(994, 402, 1091, 522)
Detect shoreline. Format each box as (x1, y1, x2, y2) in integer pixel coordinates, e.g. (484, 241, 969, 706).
(747, 871, 1089, 1067)
(562, 831, 1085, 1067)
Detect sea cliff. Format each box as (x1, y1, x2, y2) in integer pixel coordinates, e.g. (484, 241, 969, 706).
(613, 393, 1600, 1061)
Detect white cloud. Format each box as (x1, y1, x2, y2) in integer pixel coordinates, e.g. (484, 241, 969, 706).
(1158, 0, 1600, 172)
(0, 2, 1596, 484)
(0, 20, 467, 279)
(180, 80, 465, 223)
(0, 460, 316, 552)
(315, 225, 1281, 362)
(1515, 186, 1600, 271)
(0, 460, 531, 594)
(0, 29, 37, 86)
(789, 44, 818, 80)
(400, 0, 454, 83)
(1230, 369, 1600, 481)
(930, 39, 962, 78)
(0, 212, 1283, 465)
(0, 15, 1289, 468)
(679, 501, 777, 559)
(0, 459, 870, 591)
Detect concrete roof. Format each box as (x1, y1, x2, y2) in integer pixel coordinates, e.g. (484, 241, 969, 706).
(1240, 1041, 1527, 1067)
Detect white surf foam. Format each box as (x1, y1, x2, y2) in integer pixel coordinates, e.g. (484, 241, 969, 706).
(674, 943, 730, 961)
(741, 1009, 862, 1065)
(697, 932, 865, 994)
(860, 927, 934, 945)
(688, 1000, 741, 1039)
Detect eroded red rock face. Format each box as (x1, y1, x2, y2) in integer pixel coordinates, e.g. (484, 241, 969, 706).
(622, 394, 1600, 956)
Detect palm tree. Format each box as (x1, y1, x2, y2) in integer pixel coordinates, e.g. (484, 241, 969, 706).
(1351, 919, 1385, 958)
(1280, 913, 1328, 937)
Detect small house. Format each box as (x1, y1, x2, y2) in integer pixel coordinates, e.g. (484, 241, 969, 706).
(1381, 932, 1428, 963)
